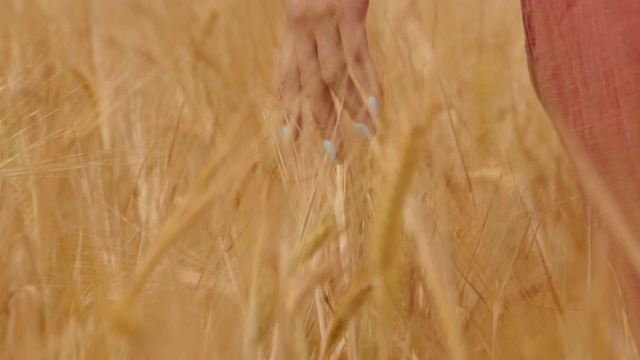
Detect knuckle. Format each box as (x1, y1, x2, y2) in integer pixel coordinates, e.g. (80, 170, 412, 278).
(346, 48, 364, 67)
(279, 79, 292, 95)
(288, 1, 336, 25)
(279, 69, 298, 89)
(321, 59, 347, 88)
(287, 5, 305, 26)
(299, 70, 323, 90)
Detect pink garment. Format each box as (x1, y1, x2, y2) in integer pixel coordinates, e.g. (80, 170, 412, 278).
(521, 0, 640, 318)
(521, 0, 640, 227)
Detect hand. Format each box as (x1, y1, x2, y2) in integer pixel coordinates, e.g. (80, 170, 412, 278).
(278, 0, 382, 162)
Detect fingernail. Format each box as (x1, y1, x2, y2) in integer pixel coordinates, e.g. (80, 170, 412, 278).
(281, 126, 291, 141)
(323, 140, 337, 164)
(356, 123, 373, 141)
(368, 96, 381, 118)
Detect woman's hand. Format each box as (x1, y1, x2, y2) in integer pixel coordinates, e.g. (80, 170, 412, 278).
(278, 0, 382, 162)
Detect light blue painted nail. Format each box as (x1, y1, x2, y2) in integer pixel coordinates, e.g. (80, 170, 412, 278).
(368, 96, 380, 118)
(281, 126, 291, 141)
(323, 140, 337, 164)
(356, 123, 373, 141)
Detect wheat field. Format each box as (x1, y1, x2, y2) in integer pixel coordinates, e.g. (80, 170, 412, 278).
(0, 0, 636, 359)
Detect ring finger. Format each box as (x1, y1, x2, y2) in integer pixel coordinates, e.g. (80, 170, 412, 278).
(315, 20, 377, 136)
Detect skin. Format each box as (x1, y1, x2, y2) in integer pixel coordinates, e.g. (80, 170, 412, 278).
(278, 0, 382, 158)
(280, 0, 640, 331)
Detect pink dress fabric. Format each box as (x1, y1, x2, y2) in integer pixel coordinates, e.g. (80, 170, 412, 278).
(521, 1, 640, 229)
(521, 0, 640, 308)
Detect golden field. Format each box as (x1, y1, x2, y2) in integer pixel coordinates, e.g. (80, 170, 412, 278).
(0, 0, 636, 358)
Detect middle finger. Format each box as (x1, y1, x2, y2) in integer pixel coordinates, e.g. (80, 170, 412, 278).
(296, 30, 342, 160)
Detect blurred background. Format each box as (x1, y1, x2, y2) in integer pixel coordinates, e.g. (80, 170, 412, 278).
(0, 0, 630, 358)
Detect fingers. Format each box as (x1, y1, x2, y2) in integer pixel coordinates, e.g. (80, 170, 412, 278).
(279, 31, 303, 141)
(338, 13, 383, 124)
(279, 0, 380, 163)
(315, 21, 377, 136)
(295, 31, 343, 158)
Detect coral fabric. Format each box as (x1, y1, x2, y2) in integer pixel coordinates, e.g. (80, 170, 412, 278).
(520, 1, 640, 327)
(521, 0, 640, 223)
